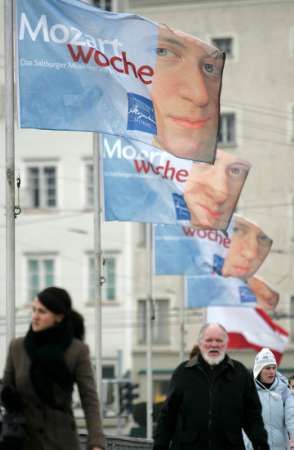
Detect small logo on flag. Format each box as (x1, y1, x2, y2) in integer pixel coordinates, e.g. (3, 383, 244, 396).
(127, 93, 157, 134)
(172, 193, 191, 220)
(213, 254, 224, 275)
(239, 286, 256, 303)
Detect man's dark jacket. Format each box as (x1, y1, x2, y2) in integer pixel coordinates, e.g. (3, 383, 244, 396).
(153, 354, 269, 450)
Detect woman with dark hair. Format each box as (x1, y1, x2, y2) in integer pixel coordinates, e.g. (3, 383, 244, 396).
(2, 287, 105, 450)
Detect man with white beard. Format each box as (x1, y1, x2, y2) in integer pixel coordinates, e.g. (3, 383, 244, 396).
(153, 323, 270, 450)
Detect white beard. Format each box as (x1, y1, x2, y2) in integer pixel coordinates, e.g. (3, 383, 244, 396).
(202, 351, 225, 366)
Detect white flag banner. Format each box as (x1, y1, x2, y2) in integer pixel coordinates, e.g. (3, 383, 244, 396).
(206, 306, 288, 363)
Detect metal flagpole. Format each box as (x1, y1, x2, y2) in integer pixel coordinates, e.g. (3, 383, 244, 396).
(93, 133, 103, 410)
(91, 0, 123, 414)
(179, 278, 186, 362)
(4, 0, 16, 347)
(146, 223, 154, 439)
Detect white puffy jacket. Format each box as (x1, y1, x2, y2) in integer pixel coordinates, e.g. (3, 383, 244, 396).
(245, 372, 294, 450)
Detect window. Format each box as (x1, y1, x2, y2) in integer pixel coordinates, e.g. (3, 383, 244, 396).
(138, 299, 170, 345)
(218, 112, 236, 146)
(93, 0, 112, 10)
(102, 257, 116, 300)
(102, 364, 116, 416)
(211, 37, 234, 59)
(27, 256, 55, 302)
(26, 165, 57, 208)
(88, 254, 117, 303)
(85, 163, 94, 208)
(103, 365, 115, 379)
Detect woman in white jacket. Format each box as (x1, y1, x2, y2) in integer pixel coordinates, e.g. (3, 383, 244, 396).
(245, 348, 294, 450)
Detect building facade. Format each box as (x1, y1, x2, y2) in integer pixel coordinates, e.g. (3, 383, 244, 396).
(0, 0, 294, 426)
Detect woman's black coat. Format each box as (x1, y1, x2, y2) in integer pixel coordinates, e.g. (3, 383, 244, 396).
(153, 354, 269, 450)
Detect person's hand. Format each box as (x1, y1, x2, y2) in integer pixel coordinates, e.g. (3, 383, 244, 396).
(289, 439, 294, 449)
(1, 385, 22, 412)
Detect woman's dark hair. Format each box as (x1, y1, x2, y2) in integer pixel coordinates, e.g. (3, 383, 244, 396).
(37, 286, 72, 316)
(189, 345, 199, 359)
(71, 310, 85, 341)
(36, 286, 85, 340)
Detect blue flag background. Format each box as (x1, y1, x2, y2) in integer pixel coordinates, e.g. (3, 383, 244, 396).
(186, 274, 257, 308)
(154, 223, 233, 275)
(16, 0, 157, 141)
(102, 135, 193, 223)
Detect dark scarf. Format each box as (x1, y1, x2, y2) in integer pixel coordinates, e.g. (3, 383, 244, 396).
(257, 376, 274, 390)
(24, 318, 74, 409)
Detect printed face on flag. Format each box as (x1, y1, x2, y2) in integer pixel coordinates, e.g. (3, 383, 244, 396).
(151, 26, 225, 162)
(183, 150, 251, 230)
(103, 135, 250, 230)
(16, 0, 224, 164)
(222, 216, 273, 280)
(247, 276, 279, 311)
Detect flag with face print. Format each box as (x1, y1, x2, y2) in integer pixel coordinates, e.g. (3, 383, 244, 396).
(103, 135, 251, 231)
(16, 0, 225, 163)
(153, 223, 232, 276)
(153, 215, 272, 279)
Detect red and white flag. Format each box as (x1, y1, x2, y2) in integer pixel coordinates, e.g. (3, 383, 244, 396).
(206, 306, 288, 364)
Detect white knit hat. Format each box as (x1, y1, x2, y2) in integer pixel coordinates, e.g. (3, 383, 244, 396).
(253, 348, 277, 379)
